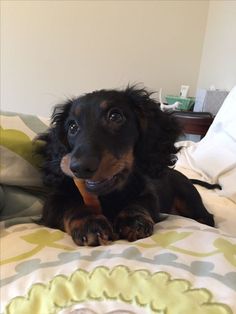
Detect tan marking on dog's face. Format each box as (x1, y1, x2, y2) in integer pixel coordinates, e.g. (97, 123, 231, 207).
(90, 149, 134, 182)
(60, 154, 74, 177)
(60, 148, 134, 191)
(74, 105, 81, 117)
(100, 100, 109, 110)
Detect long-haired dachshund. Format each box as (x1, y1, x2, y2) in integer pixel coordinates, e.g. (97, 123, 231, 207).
(37, 86, 215, 246)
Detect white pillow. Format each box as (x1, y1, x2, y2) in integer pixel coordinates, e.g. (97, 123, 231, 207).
(176, 85, 236, 203)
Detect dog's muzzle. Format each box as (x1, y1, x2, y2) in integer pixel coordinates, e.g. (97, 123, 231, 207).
(70, 156, 99, 179)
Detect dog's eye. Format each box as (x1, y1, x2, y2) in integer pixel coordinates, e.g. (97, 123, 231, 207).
(68, 120, 79, 135)
(107, 109, 125, 124)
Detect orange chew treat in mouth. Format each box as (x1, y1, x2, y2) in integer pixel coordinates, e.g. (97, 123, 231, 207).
(74, 178, 101, 210)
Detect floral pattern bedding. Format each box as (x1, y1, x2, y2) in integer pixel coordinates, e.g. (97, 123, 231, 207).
(0, 111, 48, 228)
(1, 217, 236, 314)
(1, 112, 236, 314)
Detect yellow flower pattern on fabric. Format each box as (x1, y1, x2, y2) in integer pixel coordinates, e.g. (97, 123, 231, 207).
(213, 238, 236, 267)
(1, 230, 236, 268)
(138, 231, 236, 265)
(0, 229, 75, 266)
(5, 266, 232, 314)
(139, 231, 192, 247)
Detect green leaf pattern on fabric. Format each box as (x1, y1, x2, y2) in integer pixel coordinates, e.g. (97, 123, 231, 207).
(0, 112, 48, 227)
(0, 229, 74, 265)
(0, 127, 41, 168)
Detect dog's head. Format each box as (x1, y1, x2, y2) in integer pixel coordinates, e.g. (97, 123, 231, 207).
(43, 86, 181, 194)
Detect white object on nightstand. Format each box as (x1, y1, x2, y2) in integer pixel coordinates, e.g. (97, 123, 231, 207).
(180, 85, 189, 98)
(159, 88, 180, 111)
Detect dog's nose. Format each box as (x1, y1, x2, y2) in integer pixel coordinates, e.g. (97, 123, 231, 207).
(70, 156, 99, 178)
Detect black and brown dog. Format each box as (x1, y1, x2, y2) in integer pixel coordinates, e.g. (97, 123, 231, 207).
(37, 86, 216, 246)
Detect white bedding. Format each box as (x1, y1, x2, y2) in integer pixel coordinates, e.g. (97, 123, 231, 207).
(176, 165, 236, 236)
(176, 85, 236, 203)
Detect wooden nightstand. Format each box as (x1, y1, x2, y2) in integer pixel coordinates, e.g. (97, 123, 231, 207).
(171, 111, 214, 139)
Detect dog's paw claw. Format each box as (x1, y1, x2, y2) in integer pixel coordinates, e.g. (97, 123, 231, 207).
(71, 215, 114, 246)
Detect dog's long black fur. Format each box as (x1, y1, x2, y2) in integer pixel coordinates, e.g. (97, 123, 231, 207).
(37, 86, 215, 246)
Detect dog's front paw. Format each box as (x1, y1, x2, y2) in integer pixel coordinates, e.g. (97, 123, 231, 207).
(115, 209, 154, 242)
(70, 215, 114, 246)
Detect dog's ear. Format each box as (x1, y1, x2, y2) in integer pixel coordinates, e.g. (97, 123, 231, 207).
(124, 85, 156, 132)
(51, 99, 74, 145)
(37, 99, 74, 186)
(124, 86, 182, 177)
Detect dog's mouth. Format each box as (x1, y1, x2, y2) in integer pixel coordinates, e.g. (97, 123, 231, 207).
(85, 170, 126, 195)
(61, 150, 134, 195)
(85, 176, 117, 194)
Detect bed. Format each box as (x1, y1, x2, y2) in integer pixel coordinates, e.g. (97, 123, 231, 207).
(1, 87, 236, 314)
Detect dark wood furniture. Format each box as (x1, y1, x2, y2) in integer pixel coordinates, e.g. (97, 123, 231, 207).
(171, 111, 214, 138)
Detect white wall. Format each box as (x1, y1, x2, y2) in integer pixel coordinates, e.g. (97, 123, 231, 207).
(198, 1, 236, 91)
(1, 1, 209, 116)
